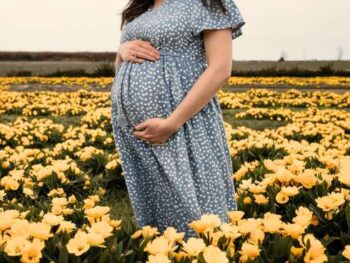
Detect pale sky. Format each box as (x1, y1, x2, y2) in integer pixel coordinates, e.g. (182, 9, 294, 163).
(1, 0, 349, 60)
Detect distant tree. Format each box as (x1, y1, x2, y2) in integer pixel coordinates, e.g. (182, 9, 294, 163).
(278, 50, 288, 62)
(337, 46, 344, 61)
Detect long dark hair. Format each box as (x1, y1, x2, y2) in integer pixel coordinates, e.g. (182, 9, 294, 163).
(119, 0, 227, 30)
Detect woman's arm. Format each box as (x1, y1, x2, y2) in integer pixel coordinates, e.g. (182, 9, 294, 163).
(166, 28, 233, 130)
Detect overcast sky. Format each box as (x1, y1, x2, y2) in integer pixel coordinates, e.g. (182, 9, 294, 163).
(1, 0, 349, 60)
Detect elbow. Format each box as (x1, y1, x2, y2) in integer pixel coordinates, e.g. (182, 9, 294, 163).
(209, 65, 232, 83)
(222, 67, 232, 81)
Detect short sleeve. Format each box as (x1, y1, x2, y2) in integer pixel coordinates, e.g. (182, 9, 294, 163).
(191, 0, 246, 40)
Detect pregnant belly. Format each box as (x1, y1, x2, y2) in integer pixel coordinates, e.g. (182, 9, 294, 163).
(111, 57, 204, 129)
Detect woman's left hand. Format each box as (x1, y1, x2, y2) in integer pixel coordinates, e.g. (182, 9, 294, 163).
(133, 117, 179, 145)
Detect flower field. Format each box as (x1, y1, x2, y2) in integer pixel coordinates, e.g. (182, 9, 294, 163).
(0, 77, 350, 263)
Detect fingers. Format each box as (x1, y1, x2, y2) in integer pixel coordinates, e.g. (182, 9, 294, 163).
(136, 47, 160, 61)
(134, 121, 148, 131)
(133, 41, 160, 61)
(125, 49, 158, 64)
(133, 130, 168, 145)
(133, 130, 151, 139)
(121, 40, 161, 63)
(138, 41, 161, 60)
(133, 128, 158, 143)
(138, 135, 164, 146)
(126, 53, 145, 63)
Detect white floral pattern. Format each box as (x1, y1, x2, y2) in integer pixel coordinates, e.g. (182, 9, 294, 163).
(110, 0, 245, 240)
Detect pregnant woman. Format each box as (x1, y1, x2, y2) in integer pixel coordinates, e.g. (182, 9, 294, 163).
(110, 0, 245, 240)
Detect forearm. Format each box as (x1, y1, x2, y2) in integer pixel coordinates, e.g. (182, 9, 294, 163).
(115, 53, 123, 71)
(167, 66, 230, 129)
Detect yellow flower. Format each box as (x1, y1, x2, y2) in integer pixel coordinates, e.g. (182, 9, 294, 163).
(281, 223, 305, 239)
(0, 190, 6, 201)
(56, 221, 77, 234)
(227, 211, 244, 224)
(248, 228, 265, 244)
(21, 238, 45, 263)
(219, 223, 241, 240)
(290, 246, 304, 258)
(162, 226, 185, 244)
(62, 208, 74, 216)
(83, 198, 95, 209)
(181, 237, 206, 257)
(295, 170, 318, 189)
(146, 254, 171, 263)
(276, 191, 289, 204)
(86, 232, 106, 248)
(337, 157, 350, 186)
(188, 214, 221, 234)
(85, 221, 113, 239)
(342, 245, 350, 260)
(299, 234, 327, 263)
(4, 236, 31, 257)
(85, 206, 110, 219)
(144, 236, 177, 256)
(131, 225, 159, 239)
(29, 222, 53, 240)
(0, 176, 19, 191)
(23, 187, 35, 199)
(52, 197, 68, 207)
(203, 245, 229, 263)
(275, 167, 294, 184)
(292, 206, 313, 227)
(68, 194, 76, 204)
(239, 242, 261, 263)
(66, 234, 90, 256)
(248, 184, 266, 194)
(0, 232, 10, 247)
(42, 213, 64, 226)
(10, 219, 31, 238)
(316, 192, 345, 212)
(0, 211, 19, 232)
(52, 205, 63, 215)
(262, 212, 282, 233)
(171, 250, 187, 262)
(243, 196, 252, 204)
(254, 194, 268, 205)
(237, 218, 262, 236)
(108, 219, 122, 230)
(106, 160, 118, 170)
(281, 186, 299, 196)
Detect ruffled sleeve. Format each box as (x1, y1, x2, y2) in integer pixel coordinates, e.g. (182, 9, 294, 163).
(191, 0, 246, 40)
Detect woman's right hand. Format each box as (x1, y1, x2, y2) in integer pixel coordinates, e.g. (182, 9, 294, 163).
(118, 40, 161, 63)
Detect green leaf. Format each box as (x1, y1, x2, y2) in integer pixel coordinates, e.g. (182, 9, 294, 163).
(98, 250, 109, 263)
(308, 203, 327, 224)
(345, 206, 350, 235)
(115, 240, 123, 259)
(58, 247, 69, 263)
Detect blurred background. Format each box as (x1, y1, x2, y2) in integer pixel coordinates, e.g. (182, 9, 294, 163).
(1, 0, 350, 77)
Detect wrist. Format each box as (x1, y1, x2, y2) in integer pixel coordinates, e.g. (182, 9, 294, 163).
(166, 114, 184, 132)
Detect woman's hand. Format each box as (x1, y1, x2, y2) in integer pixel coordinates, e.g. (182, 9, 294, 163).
(118, 40, 161, 64)
(133, 117, 180, 145)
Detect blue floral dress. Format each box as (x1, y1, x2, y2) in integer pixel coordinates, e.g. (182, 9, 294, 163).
(110, 0, 245, 240)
